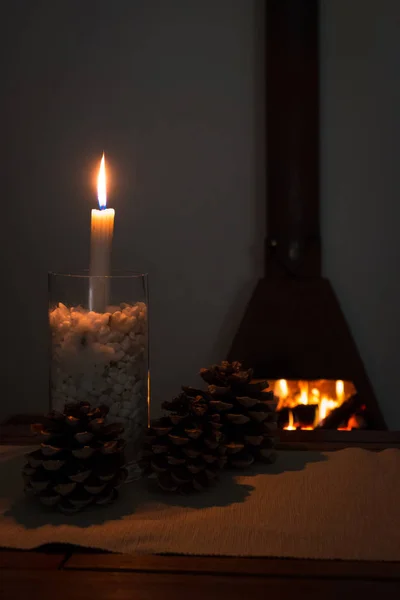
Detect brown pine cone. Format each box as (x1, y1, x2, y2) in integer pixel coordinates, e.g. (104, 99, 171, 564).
(142, 389, 226, 492)
(22, 402, 127, 514)
(200, 361, 278, 467)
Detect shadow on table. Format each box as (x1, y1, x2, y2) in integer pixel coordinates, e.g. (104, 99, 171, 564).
(3, 456, 254, 528)
(3, 449, 327, 528)
(138, 450, 328, 510)
(5, 475, 256, 528)
(1, 453, 138, 529)
(248, 449, 328, 476)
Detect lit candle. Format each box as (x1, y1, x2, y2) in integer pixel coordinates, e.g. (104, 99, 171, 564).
(89, 153, 115, 311)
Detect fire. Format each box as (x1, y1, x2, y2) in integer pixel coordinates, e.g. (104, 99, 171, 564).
(97, 153, 107, 209)
(285, 410, 296, 430)
(336, 379, 344, 403)
(278, 379, 288, 397)
(275, 379, 288, 411)
(315, 396, 339, 426)
(273, 379, 357, 430)
(298, 381, 309, 405)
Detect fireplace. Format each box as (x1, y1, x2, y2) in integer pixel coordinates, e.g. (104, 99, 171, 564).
(259, 377, 374, 432)
(271, 379, 362, 430)
(228, 0, 386, 432)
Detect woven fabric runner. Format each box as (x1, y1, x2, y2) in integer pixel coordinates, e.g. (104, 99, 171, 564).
(0, 446, 399, 560)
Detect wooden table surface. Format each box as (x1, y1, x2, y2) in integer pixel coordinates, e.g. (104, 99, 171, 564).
(1, 549, 400, 600)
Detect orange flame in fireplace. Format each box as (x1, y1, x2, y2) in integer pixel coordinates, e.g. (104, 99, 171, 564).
(298, 381, 309, 405)
(285, 410, 296, 430)
(275, 379, 288, 411)
(315, 396, 339, 426)
(275, 379, 357, 430)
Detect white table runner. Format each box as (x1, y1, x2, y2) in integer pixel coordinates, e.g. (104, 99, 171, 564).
(0, 446, 399, 560)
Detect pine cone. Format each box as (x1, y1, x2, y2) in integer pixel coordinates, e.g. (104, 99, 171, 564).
(22, 402, 127, 514)
(200, 361, 278, 468)
(142, 389, 226, 493)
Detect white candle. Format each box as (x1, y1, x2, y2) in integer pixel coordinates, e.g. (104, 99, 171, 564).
(89, 153, 115, 312)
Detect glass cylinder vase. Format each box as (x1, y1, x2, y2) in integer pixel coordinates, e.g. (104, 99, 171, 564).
(48, 271, 149, 462)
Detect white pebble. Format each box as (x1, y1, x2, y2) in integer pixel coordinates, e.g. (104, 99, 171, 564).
(133, 380, 143, 394)
(112, 416, 126, 424)
(126, 364, 138, 378)
(127, 305, 139, 318)
(81, 379, 93, 392)
(108, 342, 121, 351)
(97, 380, 108, 393)
(122, 400, 132, 410)
(109, 402, 120, 416)
(98, 326, 110, 342)
(100, 313, 111, 325)
(75, 389, 86, 401)
(99, 394, 112, 406)
(122, 318, 135, 334)
(113, 383, 124, 394)
(130, 405, 146, 420)
(124, 379, 133, 390)
(111, 310, 122, 321)
(117, 372, 127, 385)
(111, 391, 121, 401)
(110, 311, 132, 333)
(131, 393, 142, 406)
(67, 385, 77, 398)
(53, 398, 64, 412)
(114, 351, 125, 362)
(127, 343, 141, 358)
(107, 330, 124, 343)
(119, 408, 131, 418)
(120, 337, 131, 353)
(136, 334, 145, 347)
(122, 391, 132, 401)
(92, 342, 114, 360)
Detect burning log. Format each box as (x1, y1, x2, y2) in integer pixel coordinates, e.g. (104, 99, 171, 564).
(294, 405, 317, 427)
(315, 394, 362, 430)
(277, 404, 317, 429)
(347, 414, 367, 429)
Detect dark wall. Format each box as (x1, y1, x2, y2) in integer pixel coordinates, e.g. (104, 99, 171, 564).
(321, 0, 400, 426)
(2, 0, 399, 427)
(2, 0, 262, 420)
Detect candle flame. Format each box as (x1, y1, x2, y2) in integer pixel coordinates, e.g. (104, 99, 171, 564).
(97, 153, 107, 209)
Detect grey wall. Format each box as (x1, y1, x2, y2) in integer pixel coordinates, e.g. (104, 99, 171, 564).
(320, 0, 400, 426)
(2, 0, 399, 427)
(2, 0, 263, 421)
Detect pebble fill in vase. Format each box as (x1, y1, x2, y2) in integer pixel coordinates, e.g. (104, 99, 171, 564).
(48, 271, 149, 462)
